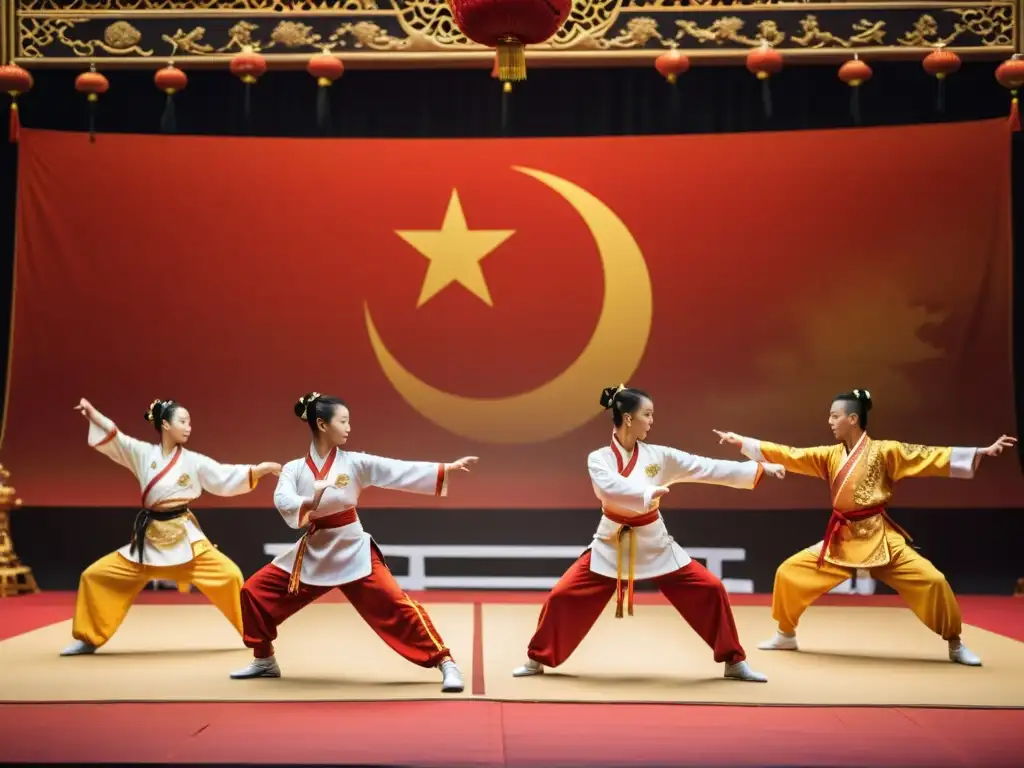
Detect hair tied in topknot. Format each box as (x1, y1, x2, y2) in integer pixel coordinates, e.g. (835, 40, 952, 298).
(145, 398, 167, 423)
(299, 392, 323, 421)
(599, 383, 627, 410)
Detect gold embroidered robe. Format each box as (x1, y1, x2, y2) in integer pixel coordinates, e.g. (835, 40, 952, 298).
(741, 433, 978, 568)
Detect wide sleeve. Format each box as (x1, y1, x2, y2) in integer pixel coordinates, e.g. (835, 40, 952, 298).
(587, 452, 658, 514)
(86, 413, 150, 478)
(192, 453, 258, 497)
(741, 437, 832, 480)
(661, 447, 764, 490)
(883, 440, 978, 481)
(351, 453, 448, 497)
(272, 462, 305, 530)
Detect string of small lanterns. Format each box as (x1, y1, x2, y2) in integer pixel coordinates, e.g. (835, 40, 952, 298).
(1, 45, 1021, 144)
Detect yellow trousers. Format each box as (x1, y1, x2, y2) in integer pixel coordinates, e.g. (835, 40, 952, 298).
(771, 530, 962, 640)
(71, 540, 244, 647)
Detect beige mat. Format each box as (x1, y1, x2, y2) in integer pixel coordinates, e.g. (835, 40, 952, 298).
(0, 604, 475, 702)
(485, 604, 1024, 707)
(1, 603, 1022, 706)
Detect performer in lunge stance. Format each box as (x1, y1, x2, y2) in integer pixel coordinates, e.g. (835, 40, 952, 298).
(715, 388, 1017, 667)
(230, 392, 478, 693)
(512, 385, 786, 684)
(62, 398, 282, 657)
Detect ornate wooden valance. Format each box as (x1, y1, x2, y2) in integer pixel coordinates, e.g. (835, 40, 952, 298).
(2, 0, 1018, 70)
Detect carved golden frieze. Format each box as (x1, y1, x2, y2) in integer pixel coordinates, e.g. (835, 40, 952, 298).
(12, 0, 1017, 65)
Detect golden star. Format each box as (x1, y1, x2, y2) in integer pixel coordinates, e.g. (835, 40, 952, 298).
(396, 190, 516, 308)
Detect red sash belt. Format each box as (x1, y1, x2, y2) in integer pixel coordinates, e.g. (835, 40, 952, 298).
(818, 506, 911, 568)
(603, 508, 661, 618)
(287, 507, 358, 594)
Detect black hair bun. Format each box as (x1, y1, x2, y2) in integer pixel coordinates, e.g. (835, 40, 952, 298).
(599, 386, 620, 410)
(294, 392, 322, 421)
(854, 388, 873, 411)
(145, 399, 167, 423)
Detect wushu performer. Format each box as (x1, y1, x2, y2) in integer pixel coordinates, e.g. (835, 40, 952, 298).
(61, 398, 282, 657)
(512, 385, 787, 683)
(715, 388, 1017, 667)
(230, 392, 478, 693)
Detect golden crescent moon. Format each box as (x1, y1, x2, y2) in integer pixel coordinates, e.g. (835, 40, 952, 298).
(364, 165, 653, 445)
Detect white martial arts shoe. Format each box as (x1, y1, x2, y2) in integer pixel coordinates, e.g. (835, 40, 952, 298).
(60, 640, 97, 656)
(949, 643, 982, 666)
(511, 659, 544, 677)
(439, 659, 465, 693)
(757, 631, 799, 651)
(724, 661, 767, 682)
(229, 656, 282, 679)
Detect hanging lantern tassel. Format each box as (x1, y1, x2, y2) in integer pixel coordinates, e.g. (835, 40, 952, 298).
(306, 50, 344, 134)
(922, 45, 961, 115)
(995, 54, 1024, 132)
(655, 50, 691, 124)
(154, 62, 187, 134)
(838, 56, 872, 126)
(746, 42, 783, 120)
(490, 52, 514, 133)
(75, 64, 109, 144)
(448, 0, 572, 131)
(496, 37, 527, 84)
(230, 46, 267, 133)
(0, 64, 33, 144)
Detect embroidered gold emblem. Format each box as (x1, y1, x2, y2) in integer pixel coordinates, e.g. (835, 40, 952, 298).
(176, 473, 191, 487)
(151, 462, 157, 469)
(645, 463, 660, 478)
(334, 474, 350, 488)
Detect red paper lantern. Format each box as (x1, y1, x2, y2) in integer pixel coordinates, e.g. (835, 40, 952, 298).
(307, 51, 343, 86)
(746, 42, 783, 118)
(154, 62, 187, 95)
(0, 63, 32, 144)
(922, 44, 961, 113)
(838, 56, 871, 87)
(307, 50, 344, 131)
(230, 45, 267, 85)
(75, 64, 109, 143)
(746, 42, 783, 80)
(154, 62, 187, 134)
(922, 45, 961, 80)
(449, 0, 573, 85)
(655, 49, 690, 85)
(230, 45, 267, 125)
(838, 55, 872, 125)
(995, 53, 1024, 132)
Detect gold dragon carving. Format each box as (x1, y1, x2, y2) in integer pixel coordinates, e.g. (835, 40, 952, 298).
(13, 0, 1018, 58)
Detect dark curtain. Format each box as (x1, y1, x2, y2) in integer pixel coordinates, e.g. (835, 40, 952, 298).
(0, 62, 1019, 452)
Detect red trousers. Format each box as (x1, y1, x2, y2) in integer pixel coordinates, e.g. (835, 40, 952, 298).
(527, 550, 746, 666)
(240, 545, 452, 668)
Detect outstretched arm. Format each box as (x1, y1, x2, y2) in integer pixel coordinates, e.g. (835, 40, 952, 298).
(887, 435, 1016, 481)
(74, 397, 149, 476)
(194, 454, 282, 497)
(350, 453, 478, 498)
(714, 430, 832, 480)
(660, 447, 782, 489)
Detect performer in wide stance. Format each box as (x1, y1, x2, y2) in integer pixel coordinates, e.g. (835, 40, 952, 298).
(715, 388, 1017, 667)
(230, 392, 478, 693)
(512, 385, 786, 683)
(62, 398, 282, 656)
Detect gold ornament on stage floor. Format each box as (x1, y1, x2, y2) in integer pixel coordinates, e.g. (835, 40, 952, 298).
(0, 464, 39, 597)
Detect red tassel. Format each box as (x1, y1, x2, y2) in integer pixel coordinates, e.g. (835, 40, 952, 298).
(1010, 92, 1020, 133)
(9, 100, 20, 144)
